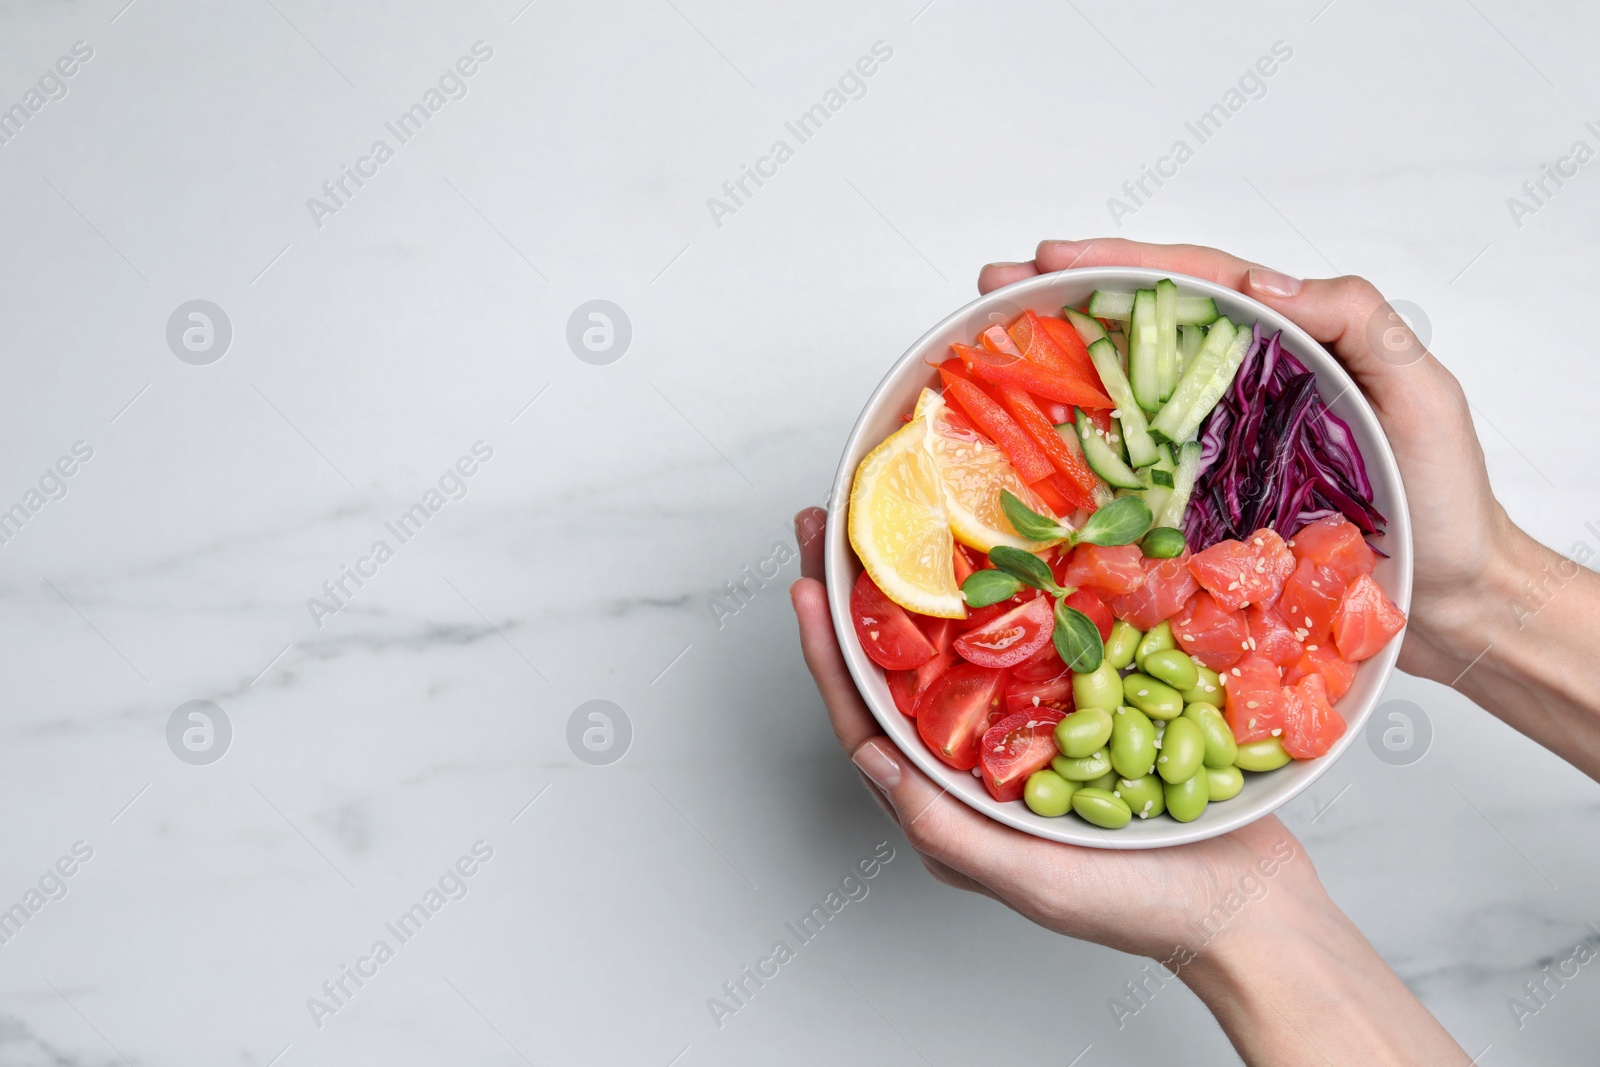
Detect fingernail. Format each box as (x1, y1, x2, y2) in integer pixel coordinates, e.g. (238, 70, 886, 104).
(1248, 267, 1302, 297)
(853, 740, 902, 791)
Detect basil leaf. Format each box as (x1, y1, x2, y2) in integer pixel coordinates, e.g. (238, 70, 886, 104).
(999, 489, 1070, 544)
(1073, 495, 1154, 547)
(1052, 600, 1104, 673)
(961, 569, 1022, 608)
(987, 546, 1060, 593)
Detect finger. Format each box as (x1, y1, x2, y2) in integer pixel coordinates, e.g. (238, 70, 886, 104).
(794, 507, 827, 581)
(791, 576, 879, 752)
(1034, 238, 1255, 288)
(977, 260, 1039, 294)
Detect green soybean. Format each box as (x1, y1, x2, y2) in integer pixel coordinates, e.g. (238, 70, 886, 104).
(1052, 748, 1111, 781)
(1072, 660, 1124, 713)
(1109, 705, 1157, 779)
(1156, 715, 1205, 784)
(1206, 765, 1244, 802)
(1136, 620, 1175, 671)
(1122, 673, 1184, 721)
(1183, 702, 1238, 769)
(1143, 648, 1199, 691)
(1164, 770, 1211, 822)
(1234, 737, 1292, 772)
(1104, 620, 1143, 670)
(1114, 774, 1166, 820)
(1054, 708, 1114, 759)
(1181, 664, 1224, 706)
(1141, 526, 1187, 559)
(1072, 787, 1132, 829)
(1084, 769, 1119, 791)
(1024, 770, 1078, 817)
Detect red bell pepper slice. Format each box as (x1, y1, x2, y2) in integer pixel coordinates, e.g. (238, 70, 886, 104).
(938, 370, 1055, 484)
(953, 344, 1114, 410)
(1036, 314, 1101, 386)
(990, 384, 1101, 508)
(979, 325, 1024, 358)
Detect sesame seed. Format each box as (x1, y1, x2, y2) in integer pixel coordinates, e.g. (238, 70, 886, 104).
(1306, 644, 1319, 651)
(1304, 616, 1313, 628)
(869, 630, 879, 641)
(1246, 700, 1259, 709)
(1240, 641, 1249, 650)
(1271, 728, 1282, 736)
(1230, 668, 1242, 677)
(1248, 717, 1257, 728)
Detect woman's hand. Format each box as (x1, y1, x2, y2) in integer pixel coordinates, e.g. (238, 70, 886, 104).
(982, 239, 1600, 783)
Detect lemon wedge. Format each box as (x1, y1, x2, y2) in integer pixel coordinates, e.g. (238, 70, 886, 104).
(916, 390, 1053, 553)
(848, 416, 965, 619)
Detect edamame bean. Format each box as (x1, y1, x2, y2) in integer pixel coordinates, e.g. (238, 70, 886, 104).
(1156, 715, 1204, 784)
(1104, 620, 1143, 670)
(1181, 664, 1224, 706)
(1143, 649, 1200, 691)
(1136, 620, 1175, 671)
(1054, 708, 1114, 759)
(1206, 765, 1244, 802)
(1233, 737, 1292, 772)
(1024, 770, 1078, 817)
(1052, 747, 1111, 781)
(1110, 705, 1157, 779)
(1122, 673, 1184, 721)
(1072, 660, 1124, 713)
(1164, 769, 1211, 822)
(1071, 787, 1132, 829)
(1084, 770, 1119, 791)
(1183, 702, 1238, 769)
(1113, 774, 1166, 820)
(1141, 526, 1187, 559)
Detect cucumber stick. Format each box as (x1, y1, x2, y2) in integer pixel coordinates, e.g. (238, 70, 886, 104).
(1086, 338, 1160, 468)
(1178, 323, 1204, 378)
(1054, 423, 1115, 507)
(1062, 307, 1108, 347)
(1072, 409, 1143, 490)
(1155, 279, 1178, 403)
(1087, 289, 1220, 326)
(1129, 289, 1160, 413)
(1155, 441, 1203, 528)
(1148, 318, 1246, 444)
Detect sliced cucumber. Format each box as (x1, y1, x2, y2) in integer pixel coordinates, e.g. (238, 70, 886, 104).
(1148, 318, 1247, 445)
(1087, 289, 1221, 326)
(1129, 289, 1160, 413)
(1178, 323, 1204, 379)
(1155, 441, 1203, 528)
(1062, 307, 1108, 347)
(1055, 423, 1115, 507)
(1155, 279, 1179, 402)
(1107, 325, 1129, 369)
(1086, 338, 1160, 468)
(1074, 409, 1143, 490)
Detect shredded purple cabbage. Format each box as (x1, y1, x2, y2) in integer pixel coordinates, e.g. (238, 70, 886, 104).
(1183, 327, 1386, 548)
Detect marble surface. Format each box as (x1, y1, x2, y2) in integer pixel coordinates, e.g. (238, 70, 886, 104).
(1, 1, 1598, 1064)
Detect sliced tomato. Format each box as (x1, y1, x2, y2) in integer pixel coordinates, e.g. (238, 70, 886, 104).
(1282, 672, 1346, 759)
(1036, 314, 1102, 389)
(1064, 589, 1114, 642)
(954, 596, 1054, 668)
(1332, 574, 1407, 662)
(1010, 638, 1066, 682)
(1004, 669, 1075, 716)
(887, 670, 919, 716)
(1222, 654, 1288, 744)
(961, 586, 1042, 632)
(952, 543, 978, 586)
(1246, 604, 1304, 668)
(980, 709, 1067, 802)
(1058, 543, 1147, 596)
(990, 384, 1101, 508)
(1188, 528, 1296, 611)
(939, 370, 1055, 484)
(1108, 553, 1200, 631)
(1172, 590, 1250, 670)
(1289, 516, 1376, 584)
(1283, 645, 1356, 702)
(851, 571, 938, 669)
(889, 616, 960, 717)
(953, 343, 1114, 410)
(1279, 558, 1347, 647)
(916, 663, 1010, 769)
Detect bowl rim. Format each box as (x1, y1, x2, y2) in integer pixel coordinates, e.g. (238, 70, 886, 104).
(825, 266, 1412, 849)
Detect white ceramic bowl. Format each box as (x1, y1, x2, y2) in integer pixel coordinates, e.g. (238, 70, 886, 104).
(826, 267, 1412, 849)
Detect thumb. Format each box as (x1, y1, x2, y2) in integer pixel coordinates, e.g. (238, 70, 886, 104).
(1242, 268, 1429, 403)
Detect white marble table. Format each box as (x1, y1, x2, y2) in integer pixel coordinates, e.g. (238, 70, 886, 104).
(1, 1, 1597, 1063)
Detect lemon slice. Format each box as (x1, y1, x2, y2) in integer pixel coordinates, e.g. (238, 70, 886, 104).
(916, 390, 1052, 553)
(848, 417, 965, 619)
